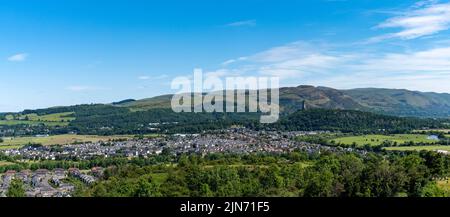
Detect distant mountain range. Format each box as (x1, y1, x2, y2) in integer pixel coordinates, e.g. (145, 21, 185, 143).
(115, 85, 450, 118)
(2, 85, 449, 136)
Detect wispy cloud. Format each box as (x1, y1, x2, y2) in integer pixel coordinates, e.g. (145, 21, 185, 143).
(138, 76, 151, 80)
(225, 19, 256, 27)
(354, 46, 450, 73)
(217, 41, 350, 79)
(214, 39, 450, 93)
(412, 0, 439, 9)
(138, 74, 168, 80)
(155, 74, 169, 79)
(7, 53, 28, 62)
(371, 1, 450, 41)
(221, 57, 248, 66)
(66, 86, 106, 92)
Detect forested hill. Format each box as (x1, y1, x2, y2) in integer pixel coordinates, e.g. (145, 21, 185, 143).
(343, 88, 450, 117)
(2, 102, 444, 135)
(4, 85, 450, 119)
(273, 109, 443, 133)
(1, 85, 450, 136)
(68, 106, 442, 134)
(69, 107, 261, 135)
(118, 85, 450, 118)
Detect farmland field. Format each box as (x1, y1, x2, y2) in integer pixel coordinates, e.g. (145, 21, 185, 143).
(0, 120, 70, 126)
(413, 129, 450, 134)
(330, 134, 440, 146)
(21, 112, 75, 122)
(0, 160, 15, 166)
(0, 112, 75, 126)
(437, 179, 450, 192)
(0, 134, 131, 148)
(0, 145, 23, 150)
(384, 146, 450, 152)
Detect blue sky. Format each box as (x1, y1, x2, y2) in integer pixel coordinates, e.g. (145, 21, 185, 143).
(1, 0, 450, 111)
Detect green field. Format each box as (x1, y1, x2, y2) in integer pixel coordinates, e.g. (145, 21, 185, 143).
(437, 179, 450, 192)
(0, 112, 75, 126)
(21, 112, 75, 122)
(331, 134, 439, 146)
(413, 129, 450, 133)
(0, 134, 131, 149)
(0, 120, 69, 126)
(150, 173, 169, 185)
(0, 161, 15, 166)
(0, 145, 22, 150)
(385, 146, 450, 152)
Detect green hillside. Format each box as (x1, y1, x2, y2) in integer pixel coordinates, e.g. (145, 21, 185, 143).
(344, 88, 450, 117)
(116, 86, 450, 118)
(331, 134, 440, 146)
(116, 94, 173, 111)
(275, 109, 442, 133)
(1, 85, 450, 136)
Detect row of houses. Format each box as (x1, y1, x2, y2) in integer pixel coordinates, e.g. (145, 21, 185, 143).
(1, 167, 104, 197)
(68, 168, 97, 185)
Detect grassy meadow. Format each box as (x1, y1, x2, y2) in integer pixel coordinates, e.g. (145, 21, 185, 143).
(0, 112, 75, 126)
(413, 129, 450, 134)
(384, 146, 450, 152)
(0, 120, 70, 126)
(330, 134, 440, 146)
(0, 161, 15, 166)
(20, 112, 75, 122)
(0, 134, 131, 149)
(437, 179, 450, 192)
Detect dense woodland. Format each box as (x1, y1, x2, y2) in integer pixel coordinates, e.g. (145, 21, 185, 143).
(3, 149, 450, 197)
(2, 105, 450, 197)
(70, 107, 260, 135)
(2, 104, 447, 137)
(275, 109, 444, 133)
(68, 151, 450, 197)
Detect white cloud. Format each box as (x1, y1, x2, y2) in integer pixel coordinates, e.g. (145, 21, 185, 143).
(221, 57, 247, 65)
(217, 41, 350, 79)
(311, 71, 450, 93)
(412, 0, 439, 9)
(248, 42, 313, 63)
(216, 40, 450, 93)
(212, 2, 450, 92)
(204, 68, 246, 78)
(355, 46, 450, 72)
(138, 74, 168, 80)
(155, 74, 168, 79)
(221, 59, 236, 65)
(311, 46, 450, 93)
(7, 53, 28, 62)
(66, 86, 106, 92)
(372, 2, 450, 41)
(257, 53, 345, 79)
(225, 19, 256, 27)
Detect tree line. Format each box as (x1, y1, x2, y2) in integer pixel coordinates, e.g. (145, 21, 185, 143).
(74, 151, 450, 197)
